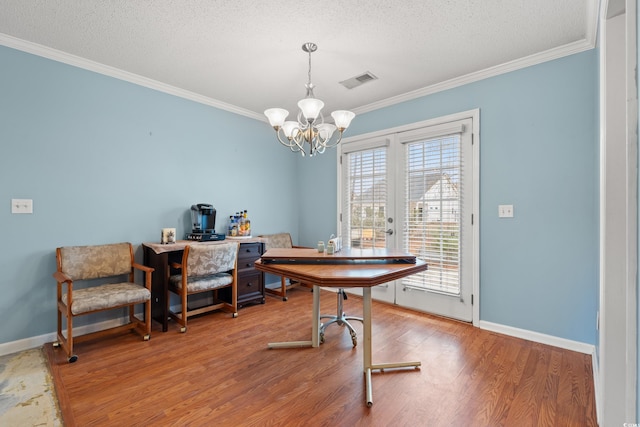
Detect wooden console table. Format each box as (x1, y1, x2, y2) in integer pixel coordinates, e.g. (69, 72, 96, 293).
(143, 238, 266, 332)
(254, 247, 428, 407)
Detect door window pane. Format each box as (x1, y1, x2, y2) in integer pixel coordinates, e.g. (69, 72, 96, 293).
(344, 148, 387, 249)
(403, 134, 462, 294)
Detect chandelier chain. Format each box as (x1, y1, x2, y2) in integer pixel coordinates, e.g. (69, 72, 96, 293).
(308, 48, 312, 88)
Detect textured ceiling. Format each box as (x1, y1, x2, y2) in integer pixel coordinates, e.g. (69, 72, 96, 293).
(0, 1, 598, 121)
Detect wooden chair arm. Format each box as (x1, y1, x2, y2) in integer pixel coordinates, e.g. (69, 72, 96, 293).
(53, 270, 72, 284)
(132, 263, 154, 274)
(132, 263, 154, 290)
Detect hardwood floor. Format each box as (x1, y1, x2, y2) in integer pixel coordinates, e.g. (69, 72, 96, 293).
(45, 288, 597, 426)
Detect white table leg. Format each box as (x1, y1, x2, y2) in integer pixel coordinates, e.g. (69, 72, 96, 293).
(362, 287, 421, 407)
(267, 284, 321, 349)
(311, 284, 320, 347)
(363, 287, 373, 407)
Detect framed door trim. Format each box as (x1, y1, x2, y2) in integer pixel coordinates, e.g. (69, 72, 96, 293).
(337, 109, 480, 326)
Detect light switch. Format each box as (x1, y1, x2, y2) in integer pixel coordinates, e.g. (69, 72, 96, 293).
(11, 199, 33, 214)
(498, 204, 513, 218)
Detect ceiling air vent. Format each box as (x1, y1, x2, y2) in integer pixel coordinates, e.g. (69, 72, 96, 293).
(339, 71, 378, 90)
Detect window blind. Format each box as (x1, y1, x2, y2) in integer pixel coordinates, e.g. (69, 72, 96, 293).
(402, 131, 463, 295)
(342, 147, 388, 249)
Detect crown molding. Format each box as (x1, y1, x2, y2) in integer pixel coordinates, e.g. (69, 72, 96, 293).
(353, 38, 596, 115)
(0, 32, 265, 122)
(2, 32, 596, 122)
(586, 0, 602, 46)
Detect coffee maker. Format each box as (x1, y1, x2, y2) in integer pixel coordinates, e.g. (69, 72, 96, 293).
(186, 204, 226, 241)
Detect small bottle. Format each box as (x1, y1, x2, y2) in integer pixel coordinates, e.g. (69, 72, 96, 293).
(228, 216, 234, 236)
(326, 242, 335, 255)
(234, 212, 241, 235)
(317, 241, 325, 252)
(243, 210, 251, 236)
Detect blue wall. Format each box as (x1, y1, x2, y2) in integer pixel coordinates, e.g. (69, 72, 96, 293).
(1, 43, 598, 348)
(0, 45, 299, 343)
(298, 50, 599, 344)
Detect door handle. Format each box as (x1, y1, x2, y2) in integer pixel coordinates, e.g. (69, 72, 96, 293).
(385, 229, 394, 235)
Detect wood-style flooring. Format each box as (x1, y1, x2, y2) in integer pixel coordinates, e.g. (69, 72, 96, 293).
(45, 287, 597, 426)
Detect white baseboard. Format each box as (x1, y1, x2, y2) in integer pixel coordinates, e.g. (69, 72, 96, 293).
(0, 317, 129, 357)
(478, 320, 595, 354)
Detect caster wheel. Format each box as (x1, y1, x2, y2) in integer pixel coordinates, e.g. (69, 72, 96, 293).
(232, 312, 238, 318)
(180, 327, 187, 333)
(283, 297, 288, 302)
(143, 334, 150, 341)
(320, 333, 325, 344)
(68, 355, 78, 363)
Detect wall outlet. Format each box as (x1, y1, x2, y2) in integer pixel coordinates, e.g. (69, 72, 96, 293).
(498, 204, 513, 218)
(11, 199, 33, 214)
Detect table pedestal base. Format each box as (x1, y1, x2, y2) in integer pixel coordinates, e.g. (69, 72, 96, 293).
(365, 362, 422, 407)
(362, 287, 421, 406)
(268, 285, 421, 406)
(267, 285, 321, 349)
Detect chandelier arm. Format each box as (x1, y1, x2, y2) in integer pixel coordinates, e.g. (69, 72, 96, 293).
(289, 131, 306, 153)
(275, 129, 299, 149)
(290, 136, 306, 156)
(274, 125, 307, 154)
(317, 130, 345, 149)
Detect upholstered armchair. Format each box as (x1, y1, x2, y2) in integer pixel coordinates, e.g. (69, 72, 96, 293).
(167, 241, 239, 332)
(53, 242, 153, 363)
(259, 232, 310, 301)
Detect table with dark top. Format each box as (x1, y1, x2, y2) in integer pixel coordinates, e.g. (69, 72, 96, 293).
(254, 247, 428, 407)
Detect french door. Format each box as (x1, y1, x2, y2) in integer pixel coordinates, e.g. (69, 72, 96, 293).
(339, 112, 478, 322)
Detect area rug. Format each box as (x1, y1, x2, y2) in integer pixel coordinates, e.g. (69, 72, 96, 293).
(0, 347, 62, 426)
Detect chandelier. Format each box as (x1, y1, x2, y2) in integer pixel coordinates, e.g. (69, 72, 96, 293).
(264, 42, 356, 157)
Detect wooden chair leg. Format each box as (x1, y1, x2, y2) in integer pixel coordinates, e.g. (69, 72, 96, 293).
(180, 289, 188, 333)
(66, 308, 75, 362)
(231, 282, 238, 317)
(56, 307, 62, 346)
(58, 310, 77, 363)
(144, 299, 151, 339)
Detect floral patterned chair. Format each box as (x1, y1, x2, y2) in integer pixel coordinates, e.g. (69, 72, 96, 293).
(259, 232, 310, 301)
(167, 241, 239, 332)
(53, 242, 153, 363)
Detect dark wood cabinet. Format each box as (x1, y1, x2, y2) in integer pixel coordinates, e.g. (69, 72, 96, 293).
(143, 240, 265, 332)
(234, 242, 266, 307)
